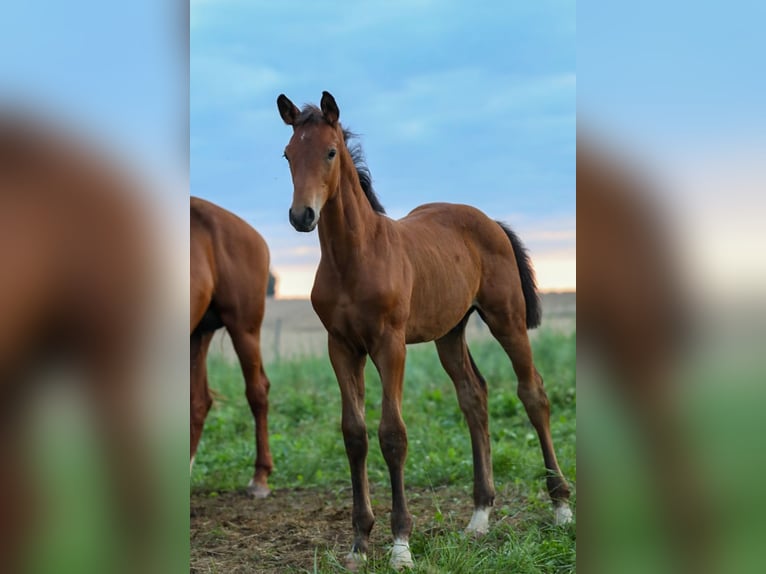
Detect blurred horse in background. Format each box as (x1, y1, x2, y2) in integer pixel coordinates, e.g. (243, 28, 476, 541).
(0, 110, 157, 573)
(578, 135, 709, 574)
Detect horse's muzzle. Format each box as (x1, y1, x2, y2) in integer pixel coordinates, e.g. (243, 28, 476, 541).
(288, 206, 317, 232)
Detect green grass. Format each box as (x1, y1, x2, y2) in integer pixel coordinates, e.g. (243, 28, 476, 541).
(305, 516, 575, 574)
(192, 329, 576, 572)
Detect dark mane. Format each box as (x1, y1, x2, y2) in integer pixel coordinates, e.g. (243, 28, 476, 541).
(342, 129, 385, 215)
(296, 105, 385, 214)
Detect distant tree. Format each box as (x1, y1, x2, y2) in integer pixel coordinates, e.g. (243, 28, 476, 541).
(267, 269, 277, 298)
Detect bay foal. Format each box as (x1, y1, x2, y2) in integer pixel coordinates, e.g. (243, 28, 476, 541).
(190, 197, 273, 497)
(277, 92, 572, 569)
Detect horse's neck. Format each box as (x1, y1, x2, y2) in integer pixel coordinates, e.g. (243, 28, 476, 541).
(317, 161, 378, 269)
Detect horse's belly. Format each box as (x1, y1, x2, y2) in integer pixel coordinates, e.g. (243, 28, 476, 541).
(404, 262, 477, 342)
(404, 297, 473, 343)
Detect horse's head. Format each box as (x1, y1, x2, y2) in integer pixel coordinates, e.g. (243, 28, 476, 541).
(277, 91, 343, 232)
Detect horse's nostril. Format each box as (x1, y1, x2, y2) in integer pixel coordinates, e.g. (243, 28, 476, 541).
(289, 207, 316, 231)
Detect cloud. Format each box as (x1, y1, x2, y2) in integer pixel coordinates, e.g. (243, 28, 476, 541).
(192, 1, 575, 295)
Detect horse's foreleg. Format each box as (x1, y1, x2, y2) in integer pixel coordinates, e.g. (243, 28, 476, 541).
(328, 336, 373, 570)
(370, 332, 413, 571)
(230, 329, 273, 498)
(435, 329, 495, 535)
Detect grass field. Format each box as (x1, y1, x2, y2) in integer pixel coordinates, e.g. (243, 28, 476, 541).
(191, 316, 576, 573)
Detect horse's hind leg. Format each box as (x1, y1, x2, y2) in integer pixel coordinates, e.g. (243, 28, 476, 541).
(480, 307, 573, 524)
(435, 326, 495, 535)
(229, 328, 273, 498)
(190, 329, 214, 469)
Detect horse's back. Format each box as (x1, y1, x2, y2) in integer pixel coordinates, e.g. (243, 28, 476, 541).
(191, 197, 268, 262)
(393, 202, 519, 341)
(400, 202, 511, 249)
(397, 202, 514, 275)
(190, 197, 270, 333)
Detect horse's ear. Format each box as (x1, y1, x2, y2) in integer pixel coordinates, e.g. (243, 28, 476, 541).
(277, 94, 300, 126)
(320, 91, 339, 125)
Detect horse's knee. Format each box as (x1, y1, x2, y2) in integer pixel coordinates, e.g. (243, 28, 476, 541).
(246, 379, 269, 407)
(342, 417, 368, 458)
(378, 419, 408, 463)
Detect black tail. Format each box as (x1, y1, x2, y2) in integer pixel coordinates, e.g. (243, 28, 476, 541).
(496, 221, 542, 329)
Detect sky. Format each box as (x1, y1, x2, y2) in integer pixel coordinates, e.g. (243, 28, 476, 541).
(0, 1, 188, 298)
(578, 0, 766, 301)
(191, 0, 576, 297)
(0, 1, 184, 184)
(2, 1, 760, 301)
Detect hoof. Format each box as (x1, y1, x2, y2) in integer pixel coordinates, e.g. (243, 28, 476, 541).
(390, 539, 413, 570)
(464, 507, 490, 537)
(554, 503, 573, 525)
(343, 551, 366, 572)
(464, 526, 487, 538)
(246, 479, 271, 499)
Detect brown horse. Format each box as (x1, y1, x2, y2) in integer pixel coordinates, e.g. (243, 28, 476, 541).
(0, 110, 156, 572)
(277, 92, 572, 569)
(190, 197, 273, 497)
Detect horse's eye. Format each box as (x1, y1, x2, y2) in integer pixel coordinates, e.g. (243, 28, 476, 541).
(283, 152, 289, 162)
(328, 149, 337, 159)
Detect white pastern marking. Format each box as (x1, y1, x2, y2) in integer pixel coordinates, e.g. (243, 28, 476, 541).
(390, 538, 413, 570)
(190, 456, 195, 474)
(465, 506, 491, 535)
(246, 478, 271, 498)
(554, 504, 573, 525)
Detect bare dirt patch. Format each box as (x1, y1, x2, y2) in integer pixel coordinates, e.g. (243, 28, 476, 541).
(191, 487, 349, 573)
(190, 484, 528, 573)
